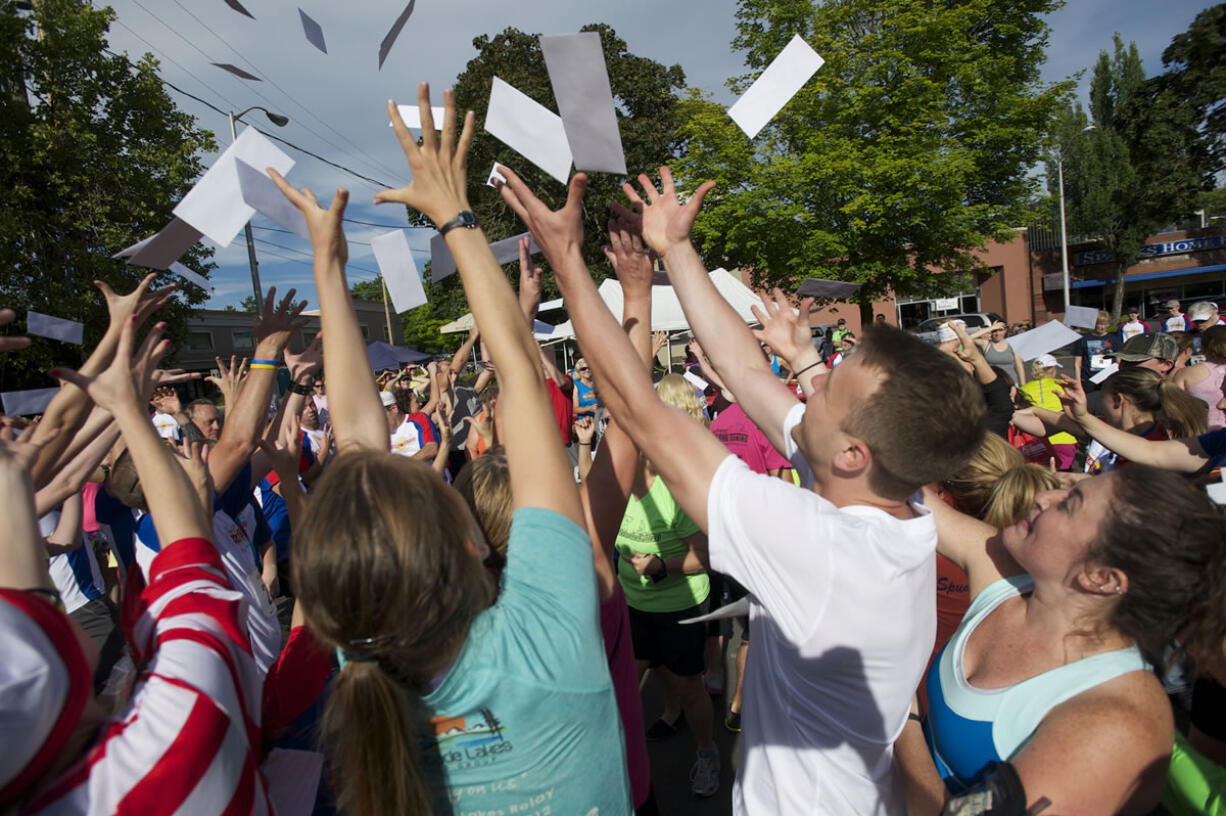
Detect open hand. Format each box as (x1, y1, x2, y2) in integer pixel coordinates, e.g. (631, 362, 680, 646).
(0, 421, 55, 472)
(49, 315, 165, 412)
(377, 85, 474, 227)
(268, 171, 349, 266)
(518, 236, 543, 314)
(0, 308, 30, 352)
(496, 165, 587, 268)
(622, 166, 715, 258)
(150, 385, 181, 415)
(207, 355, 248, 408)
(604, 215, 655, 296)
(284, 332, 323, 382)
(97, 273, 178, 333)
(1057, 375, 1089, 421)
(174, 438, 214, 517)
(253, 287, 309, 354)
(751, 289, 814, 369)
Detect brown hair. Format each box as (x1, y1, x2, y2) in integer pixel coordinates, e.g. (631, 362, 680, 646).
(453, 446, 512, 571)
(843, 326, 988, 499)
(1201, 325, 1226, 365)
(1102, 367, 1208, 438)
(1090, 466, 1226, 667)
(292, 453, 494, 815)
(943, 433, 1023, 518)
(982, 464, 1060, 528)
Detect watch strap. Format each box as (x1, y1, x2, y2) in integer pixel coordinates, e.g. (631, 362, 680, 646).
(437, 210, 479, 236)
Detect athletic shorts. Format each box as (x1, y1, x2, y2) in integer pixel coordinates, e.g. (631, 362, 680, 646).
(628, 602, 707, 677)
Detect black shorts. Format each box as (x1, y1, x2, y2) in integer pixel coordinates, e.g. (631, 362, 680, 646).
(628, 602, 708, 677)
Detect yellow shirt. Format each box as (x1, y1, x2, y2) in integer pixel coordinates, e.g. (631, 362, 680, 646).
(1019, 377, 1077, 445)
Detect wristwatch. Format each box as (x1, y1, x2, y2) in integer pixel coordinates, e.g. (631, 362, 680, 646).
(650, 556, 669, 583)
(436, 210, 479, 236)
(290, 382, 312, 396)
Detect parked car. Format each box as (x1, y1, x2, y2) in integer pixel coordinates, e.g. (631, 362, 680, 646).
(915, 312, 1005, 345)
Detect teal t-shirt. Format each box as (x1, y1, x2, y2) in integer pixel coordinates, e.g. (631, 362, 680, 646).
(614, 474, 708, 613)
(421, 507, 633, 816)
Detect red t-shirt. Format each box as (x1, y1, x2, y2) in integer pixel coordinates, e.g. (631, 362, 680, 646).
(546, 377, 574, 446)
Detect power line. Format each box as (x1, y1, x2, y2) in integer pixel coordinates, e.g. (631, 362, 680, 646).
(157, 76, 395, 189)
(108, 21, 240, 115)
(169, 0, 405, 185)
(253, 236, 381, 278)
(122, 0, 393, 191)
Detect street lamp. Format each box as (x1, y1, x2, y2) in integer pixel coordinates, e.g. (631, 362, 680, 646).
(228, 106, 289, 313)
(1057, 124, 1096, 314)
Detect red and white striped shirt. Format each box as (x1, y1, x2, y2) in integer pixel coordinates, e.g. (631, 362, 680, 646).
(25, 537, 271, 815)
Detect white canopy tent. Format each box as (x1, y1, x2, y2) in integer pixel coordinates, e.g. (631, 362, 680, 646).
(545, 268, 762, 342)
(440, 312, 557, 342)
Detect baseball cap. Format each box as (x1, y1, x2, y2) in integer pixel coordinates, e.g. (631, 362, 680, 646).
(1034, 353, 1062, 369)
(379, 390, 396, 408)
(1164, 299, 1181, 311)
(1189, 301, 1218, 322)
(1111, 333, 1179, 363)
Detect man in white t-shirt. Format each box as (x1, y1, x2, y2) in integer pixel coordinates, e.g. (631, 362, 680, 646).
(500, 166, 989, 814)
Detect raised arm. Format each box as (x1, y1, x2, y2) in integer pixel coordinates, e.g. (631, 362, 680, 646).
(751, 289, 824, 400)
(381, 86, 580, 524)
(269, 175, 387, 455)
(497, 168, 729, 532)
(449, 327, 480, 376)
(0, 428, 54, 591)
(209, 288, 308, 494)
(52, 319, 211, 545)
(920, 485, 1022, 601)
(29, 275, 176, 487)
(627, 167, 798, 453)
(1058, 376, 1209, 473)
(35, 418, 122, 517)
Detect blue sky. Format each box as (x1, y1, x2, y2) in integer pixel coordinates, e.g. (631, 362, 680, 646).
(99, 0, 1216, 311)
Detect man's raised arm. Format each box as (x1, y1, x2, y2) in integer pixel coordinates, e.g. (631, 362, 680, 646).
(497, 166, 729, 533)
(626, 167, 798, 453)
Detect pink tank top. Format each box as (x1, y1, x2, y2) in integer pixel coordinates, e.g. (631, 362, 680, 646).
(1187, 362, 1226, 431)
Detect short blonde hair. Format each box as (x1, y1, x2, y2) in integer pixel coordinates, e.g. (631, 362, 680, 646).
(656, 373, 707, 426)
(942, 433, 1023, 518)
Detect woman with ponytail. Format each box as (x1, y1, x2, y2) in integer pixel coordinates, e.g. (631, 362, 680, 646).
(897, 466, 1226, 815)
(1082, 367, 1209, 474)
(272, 86, 631, 815)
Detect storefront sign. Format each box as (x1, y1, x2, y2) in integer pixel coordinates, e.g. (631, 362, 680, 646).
(1077, 235, 1225, 266)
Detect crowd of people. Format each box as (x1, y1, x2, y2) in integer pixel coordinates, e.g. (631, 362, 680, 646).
(2, 86, 1225, 816)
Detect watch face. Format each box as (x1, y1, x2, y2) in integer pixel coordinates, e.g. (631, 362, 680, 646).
(459, 211, 478, 228)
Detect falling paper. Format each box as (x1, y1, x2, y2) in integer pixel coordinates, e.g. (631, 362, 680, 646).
(169, 262, 213, 292)
(796, 277, 861, 300)
(173, 127, 295, 247)
(484, 77, 573, 185)
(378, 0, 416, 69)
(298, 9, 327, 53)
(224, 0, 255, 18)
(235, 159, 310, 240)
(430, 231, 540, 282)
(1063, 305, 1100, 331)
(213, 63, 261, 81)
(727, 34, 824, 139)
(1089, 363, 1119, 385)
(680, 597, 751, 625)
(27, 311, 83, 345)
(371, 230, 427, 313)
(1006, 320, 1081, 361)
(540, 32, 626, 175)
(114, 218, 203, 270)
(389, 105, 446, 130)
(683, 370, 709, 392)
(2, 387, 59, 417)
(486, 162, 507, 189)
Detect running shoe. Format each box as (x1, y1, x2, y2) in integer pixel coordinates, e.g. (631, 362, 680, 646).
(690, 750, 720, 798)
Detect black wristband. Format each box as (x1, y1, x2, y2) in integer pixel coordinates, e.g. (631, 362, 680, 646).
(794, 360, 823, 379)
(290, 382, 312, 396)
(437, 210, 479, 236)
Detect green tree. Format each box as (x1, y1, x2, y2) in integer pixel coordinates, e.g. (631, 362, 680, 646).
(449, 25, 686, 302)
(0, 0, 215, 389)
(348, 274, 462, 354)
(1049, 34, 1206, 319)
(1157, 4, 1225, 178)
(674, 0, 1069, 318)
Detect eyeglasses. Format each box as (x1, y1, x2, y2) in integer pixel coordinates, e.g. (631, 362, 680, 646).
(313, 383, 324, 389)
(577, 367, 590, 373)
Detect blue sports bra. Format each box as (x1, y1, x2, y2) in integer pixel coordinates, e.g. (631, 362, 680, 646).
(924, 575, 1148, 791)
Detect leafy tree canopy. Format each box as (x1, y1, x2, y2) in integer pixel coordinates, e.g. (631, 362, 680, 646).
(0, 0, 216, 388)
(674, 0, 1070, 310)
